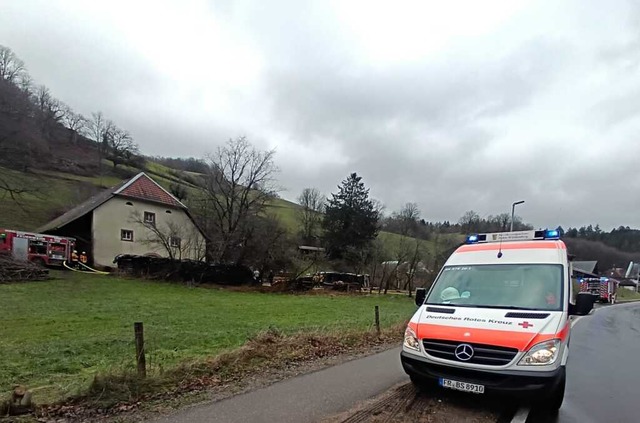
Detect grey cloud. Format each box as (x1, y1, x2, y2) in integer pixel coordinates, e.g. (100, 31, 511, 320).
(3, 1, 640, 230)
(266, 37, 567, 148)
(269, 37, 570, 223)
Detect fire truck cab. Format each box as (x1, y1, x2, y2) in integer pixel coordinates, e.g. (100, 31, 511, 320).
(0, 228, 75, 267)
(579, 277, 617, 304)
(401, 229, 595, 412)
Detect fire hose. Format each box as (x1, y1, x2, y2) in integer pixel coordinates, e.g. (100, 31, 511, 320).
(63, 261, 109, 275)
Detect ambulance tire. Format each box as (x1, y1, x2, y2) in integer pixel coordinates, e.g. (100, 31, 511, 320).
(542, 367, 566, 413)
(409, 374, 423, 387)
(409, 375, 437, 393)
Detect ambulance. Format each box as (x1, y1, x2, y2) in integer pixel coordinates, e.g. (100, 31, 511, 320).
(401, 229, 595, 412)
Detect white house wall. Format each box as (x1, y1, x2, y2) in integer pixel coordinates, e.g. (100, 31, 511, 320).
(92, 197, 205, 267)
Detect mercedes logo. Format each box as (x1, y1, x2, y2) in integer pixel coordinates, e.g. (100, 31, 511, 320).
(454, 343, 474, 361)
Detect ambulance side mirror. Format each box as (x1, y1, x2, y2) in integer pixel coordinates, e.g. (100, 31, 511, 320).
(572, 292, 595, 315)
(415, 288, 427, 307)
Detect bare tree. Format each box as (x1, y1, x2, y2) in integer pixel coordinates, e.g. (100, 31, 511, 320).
(365, 238, 387, 292)
(101, 119, 116, 154)
(431, 231, 460, 282)
(132, 213, 206, 261)
(33, 85, 65, 139)
(396, 202, 420, 236)
(170, 183, 188, 201)
(0, 168, 42, 208)
(106, 127, 138, 168)
(0, 45, 26, 83)
(0, 169, 29, 202)
(87, 113, 138, 169)
(240, 213, 292, 272)
(402, 238, 425, 297)
(61, 106, 86, 144)
(458, 210, 481, 234)
(201, 136, 278, 263)
(88, 112, 106, 145)
(371, 198, 386, 220)
(495, 213, 510, 231)
(17, 73, 33, 94)
(297, 187, 324, 244)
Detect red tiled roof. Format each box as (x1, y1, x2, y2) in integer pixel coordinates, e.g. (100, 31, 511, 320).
(116, 174, 183, 208)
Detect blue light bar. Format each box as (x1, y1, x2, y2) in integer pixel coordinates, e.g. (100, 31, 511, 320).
(544, 229, 560, 239)
(466, 235, 479, 244)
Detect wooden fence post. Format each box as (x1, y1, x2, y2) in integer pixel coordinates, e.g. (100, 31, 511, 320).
(134, 322, 146, 378)
(375, 306, 380, 337)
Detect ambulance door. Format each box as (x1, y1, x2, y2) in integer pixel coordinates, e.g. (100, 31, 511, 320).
(12, 237, 28, 260)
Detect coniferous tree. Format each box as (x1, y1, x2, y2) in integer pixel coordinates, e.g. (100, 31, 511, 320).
(322, 173, 379, 259)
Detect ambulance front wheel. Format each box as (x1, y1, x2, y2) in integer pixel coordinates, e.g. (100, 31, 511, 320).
(409, 374, 437, 393)
(541, 367, 566, 413)
(409, 374, 426, 388)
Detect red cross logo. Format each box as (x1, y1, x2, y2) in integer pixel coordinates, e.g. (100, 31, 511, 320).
(519, 321, 534, 329)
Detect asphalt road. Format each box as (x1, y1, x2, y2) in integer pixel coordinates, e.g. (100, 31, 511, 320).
(149, 348, 407, 423)
(529, 301, 640, 423)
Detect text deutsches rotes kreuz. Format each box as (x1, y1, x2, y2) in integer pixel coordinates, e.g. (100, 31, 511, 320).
(423, 315, 514, 325)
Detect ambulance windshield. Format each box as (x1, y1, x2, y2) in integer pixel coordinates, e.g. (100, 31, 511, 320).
(426, 264, 563, 311)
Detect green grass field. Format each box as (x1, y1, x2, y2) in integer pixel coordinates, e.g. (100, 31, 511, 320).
(0, 272, 415, 402)
(617, 287, 640, 300)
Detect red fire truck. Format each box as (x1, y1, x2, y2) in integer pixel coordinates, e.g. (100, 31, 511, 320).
(579, 277, 618, 304)
(0, 228, 75, 267)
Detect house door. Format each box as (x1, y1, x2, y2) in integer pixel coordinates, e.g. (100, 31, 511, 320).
(12, 237, 28, 260)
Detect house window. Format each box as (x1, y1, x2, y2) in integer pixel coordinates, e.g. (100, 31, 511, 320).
(125, 201, 133, 206)
(165, 210, 172, 214)
(144, 212, 156, 225)
(170, 237, 181, 248)
(121, 229, 134, 242)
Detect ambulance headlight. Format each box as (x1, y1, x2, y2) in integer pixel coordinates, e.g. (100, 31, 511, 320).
(518, 339, 560, 366)
(403, 327, 420, 351)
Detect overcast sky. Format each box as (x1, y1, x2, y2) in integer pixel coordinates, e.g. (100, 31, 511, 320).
(2, 0, 639, 230)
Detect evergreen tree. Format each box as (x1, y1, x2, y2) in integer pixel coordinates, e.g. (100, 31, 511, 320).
(322, 173, 379, 259)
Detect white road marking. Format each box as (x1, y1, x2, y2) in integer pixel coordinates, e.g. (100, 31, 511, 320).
(571, 306, 597, 328)
(510, 406, 530, 423)
(571, 315, 584, 327)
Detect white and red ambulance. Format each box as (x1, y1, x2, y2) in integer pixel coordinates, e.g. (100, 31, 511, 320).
(401, 229, 594, 412)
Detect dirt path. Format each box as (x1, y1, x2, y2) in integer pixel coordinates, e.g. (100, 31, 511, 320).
(322, 382, 508, 423)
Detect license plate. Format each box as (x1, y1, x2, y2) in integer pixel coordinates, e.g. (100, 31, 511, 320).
(439, 378, 485, 394)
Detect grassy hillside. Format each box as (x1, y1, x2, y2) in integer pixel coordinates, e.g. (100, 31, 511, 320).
(0, 161, 195, 230)
(0, 162, 303, 234)
(0, 158, 458, 265)
(0, 167, 95, 230)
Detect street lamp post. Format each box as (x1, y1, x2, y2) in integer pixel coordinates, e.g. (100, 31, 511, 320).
(510, 200, 525, 232)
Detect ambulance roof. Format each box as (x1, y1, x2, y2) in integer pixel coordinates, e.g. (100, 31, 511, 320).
(447, 230, 567, 266)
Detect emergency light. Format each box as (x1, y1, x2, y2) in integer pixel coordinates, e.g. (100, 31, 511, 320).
(466, 229, 561, 244)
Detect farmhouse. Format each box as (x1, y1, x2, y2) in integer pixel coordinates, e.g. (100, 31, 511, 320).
(37, 172, 206, 268)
